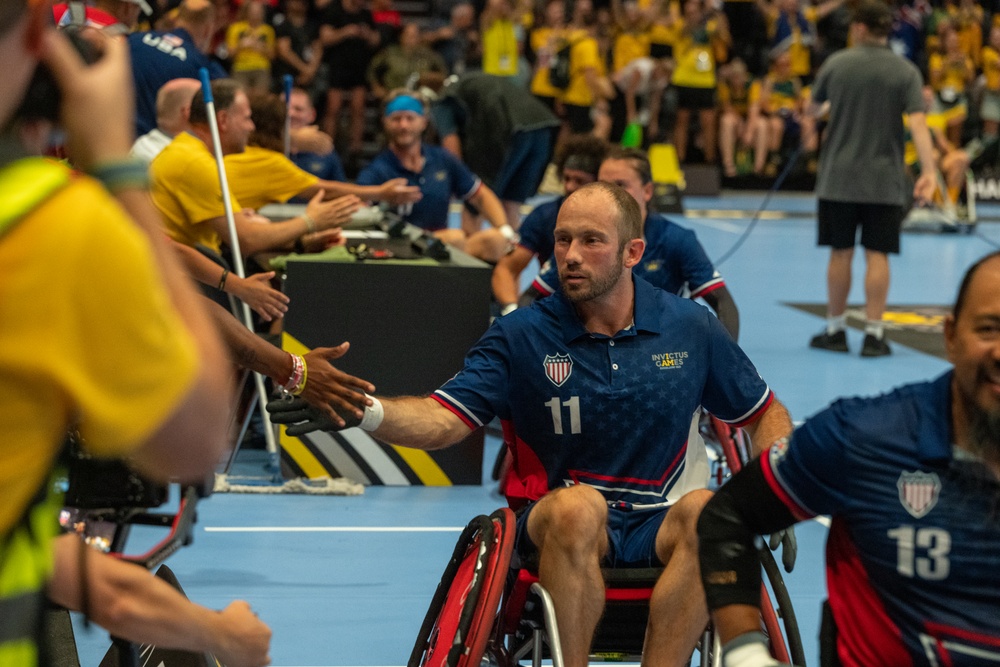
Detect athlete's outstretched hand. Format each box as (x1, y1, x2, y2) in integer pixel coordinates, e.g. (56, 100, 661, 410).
(266, 396, 359, 435)
(768, 527, 797, 573)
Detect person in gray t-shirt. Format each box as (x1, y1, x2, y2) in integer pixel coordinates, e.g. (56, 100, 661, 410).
(807, 0, 936, 358)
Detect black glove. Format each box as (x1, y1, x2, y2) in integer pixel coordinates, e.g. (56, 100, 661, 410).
(265, 396, 358, 436)
(768, 527, 798, 573)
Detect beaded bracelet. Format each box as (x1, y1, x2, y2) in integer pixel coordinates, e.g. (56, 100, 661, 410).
(88, 157, 150, 194)
(283, 354, 305, 395)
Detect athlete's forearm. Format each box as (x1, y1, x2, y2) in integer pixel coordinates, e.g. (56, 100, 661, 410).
(743, 398, 791, 457)
(371, 396, 472, 449)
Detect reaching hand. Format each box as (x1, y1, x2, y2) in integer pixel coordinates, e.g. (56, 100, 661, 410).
(211, 600, 272, 667)
(299, 343, 376, 426)
(267, 396, 357, 434)
(767, 527, 797, 573)
(228, 272, 289, 322)
(378, 178, 423, 205)
(290, 125, 334, 155)
(913, 172, 937, 206)
(299, 228, 344, 253)
(307, 191, 363, 230)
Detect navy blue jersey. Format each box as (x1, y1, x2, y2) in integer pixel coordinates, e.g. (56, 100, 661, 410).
(763, 372, 1000, 667)
(435, 276, 772, 508)
(532, 213, 724, 298)
(356, 145, 480, 231)
(517, 196, 563, 264)
(129, 28, 227, 136)
(291, 150, 347, 184)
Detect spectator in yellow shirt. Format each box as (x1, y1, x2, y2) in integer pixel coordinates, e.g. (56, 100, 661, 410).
(226, 0, 275, 94)
(928, 25, 974, 146)
(981, 24, 1000, 141)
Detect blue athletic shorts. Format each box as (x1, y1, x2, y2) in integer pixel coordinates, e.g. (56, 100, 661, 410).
(514, 500, 668, 569)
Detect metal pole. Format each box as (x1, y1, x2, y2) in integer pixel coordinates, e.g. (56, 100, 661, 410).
(198, 69, 281, 478)
(283, 74, 294, 157)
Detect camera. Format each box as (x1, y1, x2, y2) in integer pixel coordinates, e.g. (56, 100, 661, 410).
(13, 27, 99, 123)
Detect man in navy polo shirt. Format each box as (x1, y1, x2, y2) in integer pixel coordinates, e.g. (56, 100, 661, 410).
(128, 0, 226, 136)
(356, 91, 515, 263)
(698, 252, 1000, 667)
(271, 181, 792, 667)
(528, 148, 740, 340)
(492, 133, 608, 315)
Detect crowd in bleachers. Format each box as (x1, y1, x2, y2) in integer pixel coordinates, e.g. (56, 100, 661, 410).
(107, 0, 1000, 191)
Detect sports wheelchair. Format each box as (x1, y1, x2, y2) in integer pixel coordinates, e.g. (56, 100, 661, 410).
(411, 417, 805, 667)
(47, 439, 216, 667)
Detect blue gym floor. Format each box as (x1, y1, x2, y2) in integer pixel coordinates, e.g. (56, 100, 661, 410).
(71, 193, 1000, 666)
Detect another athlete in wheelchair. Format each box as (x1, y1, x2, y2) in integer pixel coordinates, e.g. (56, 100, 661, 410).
(270, 181, 797, 667)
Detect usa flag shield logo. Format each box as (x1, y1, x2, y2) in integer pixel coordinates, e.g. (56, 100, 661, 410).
(897, 471, 941, 519)
(543, 354, 573, 387)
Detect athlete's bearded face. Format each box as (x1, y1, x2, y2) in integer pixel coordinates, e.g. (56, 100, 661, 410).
(946, 257, 1000, 464)
(384, 110, 426, 150)
(554, 192, 627, 303)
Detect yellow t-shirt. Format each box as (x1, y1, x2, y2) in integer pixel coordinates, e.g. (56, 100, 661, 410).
(671, 20, 719, 89)
(904, 112, 948, 166)
(482, 18, 520, 76)
(224, 146, 319, 211)
(928, 52, 974, 93)
(718, 77, 752, 115)
(150, 132, 241, 253)
(561, 34, 605, 106)
(0, 173, 198, 534)
(648, 20, 680, 52)
(764, 7, 816, 78)
(982, 46, 1000, 92)
(226, 21, 276, 73)
(612, 29, 651, 74)
(530, 26, 565, 98)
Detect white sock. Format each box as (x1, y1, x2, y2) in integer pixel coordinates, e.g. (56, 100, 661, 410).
(723, 632, 781, 667)
(826, 314, 846, 335)
(864, 319, 884, 339)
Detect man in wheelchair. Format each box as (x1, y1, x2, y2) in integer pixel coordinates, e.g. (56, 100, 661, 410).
(271, 181, 793, 667)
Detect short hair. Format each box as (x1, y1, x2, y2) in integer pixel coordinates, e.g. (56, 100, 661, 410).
(570, 181, 642, 250)
(953, 251, 1000, 320)
(176, 0, 214, 28)
(852, 0, 892, 38)
(603, 146, 652, 185)
(189, 79, 244, 126)
(155, 78, 200, 123)
(247, 91, 286, 152)
(555, 134, 608, 179)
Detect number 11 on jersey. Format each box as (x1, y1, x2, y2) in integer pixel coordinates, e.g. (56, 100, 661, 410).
(545, 396, 581, 435)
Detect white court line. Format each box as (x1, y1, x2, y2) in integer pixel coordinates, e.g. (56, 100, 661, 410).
(689, 218, 745, 233)
(204, 526, 463, 533)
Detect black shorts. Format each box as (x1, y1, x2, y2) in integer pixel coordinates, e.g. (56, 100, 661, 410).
(817, 199, 906, 254)
(563, 103, 595, 134)
(675, 85, 716, 110)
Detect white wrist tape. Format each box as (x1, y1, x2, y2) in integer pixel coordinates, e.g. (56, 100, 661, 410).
(722, 632, 781, 667)
(359, 395, 384, 432)
(499, 224, 518, 242)
(500, 303, 518, 316)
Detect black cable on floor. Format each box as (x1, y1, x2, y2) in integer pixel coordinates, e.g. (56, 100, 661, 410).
(713, 147, 804, 267)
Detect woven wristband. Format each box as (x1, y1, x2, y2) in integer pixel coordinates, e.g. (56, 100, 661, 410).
(302, 211, 317, 233)
(89, 158, 150, 193)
